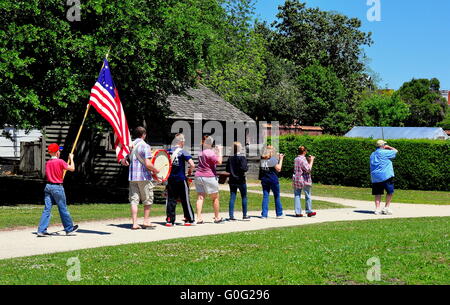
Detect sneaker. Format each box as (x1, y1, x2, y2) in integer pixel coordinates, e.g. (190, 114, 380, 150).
(260, 216, 268, 219)
(228, 217, 237, 221)
(183, 222, 193, 226)
(66, 225, 79, 236)
(165, 223, 175, 227)
(307, 212, 316, 217)
(276, 215, 284, 219)
(374, 210, 382, 215)
(382, 208, 393, 215)
(37, 232, 51, 237)
(242, 216, 251, 220)
(295, 214, 304, 217)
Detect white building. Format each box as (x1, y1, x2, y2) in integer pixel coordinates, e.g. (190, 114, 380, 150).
(440, 90, 449, 104)
(0, 127, 42, 159)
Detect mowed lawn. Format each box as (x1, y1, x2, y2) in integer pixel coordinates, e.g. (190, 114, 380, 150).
(248, 178, 450, 205)
(0, 217, 448, 285)
(0, 191, 344, 230)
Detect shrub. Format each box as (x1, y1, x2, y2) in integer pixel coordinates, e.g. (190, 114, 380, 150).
(273, 135, 449, 191)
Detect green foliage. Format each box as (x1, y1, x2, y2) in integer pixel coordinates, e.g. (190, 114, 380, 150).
(204, 31, 267, 114)
(394, 78, 447, 127)
(437, 108, 450, 130)
(277, 135, 450, 191)
(250, 55, 303, 124)
(271, 0, 373, 90)
(258, 0, 374, 132)
(0, 0, 230, 129)
(357, 91, 410, 127)
(203, 0, 267, 115)
(297, 64, 354, 135)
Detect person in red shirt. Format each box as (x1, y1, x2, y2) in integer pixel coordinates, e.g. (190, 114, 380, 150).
(37, 143, 78, 237)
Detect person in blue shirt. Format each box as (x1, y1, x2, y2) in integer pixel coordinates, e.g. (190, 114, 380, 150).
(166, 133, 196, 226)
(370, 140, 398, 215)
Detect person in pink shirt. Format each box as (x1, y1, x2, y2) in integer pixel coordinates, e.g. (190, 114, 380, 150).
(194, 136, 223, 224)
(36, 143, 78, 237)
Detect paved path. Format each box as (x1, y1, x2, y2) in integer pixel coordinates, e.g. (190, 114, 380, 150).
(1, 190, 449, 260)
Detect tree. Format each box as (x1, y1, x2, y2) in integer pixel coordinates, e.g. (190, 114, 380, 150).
(296, 63, 353, 135)
(270, 0, 373, 91)
(437, 108, 450, 130)
(203, 0, 267, 115)
(357, 92, 410, 127)
(394, 78, 447, 127)
(0, 0, 230, 129)
(252, 55, 303, 124)
(203, 30, 267, 114)
(250, 0, 375, 133)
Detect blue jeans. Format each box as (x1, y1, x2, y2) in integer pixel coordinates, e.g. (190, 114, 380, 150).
(294, 185, 313, 215)
(261, 181, 283, 217)
(229, 183, 248, 218)
(37, 184, 74, 233)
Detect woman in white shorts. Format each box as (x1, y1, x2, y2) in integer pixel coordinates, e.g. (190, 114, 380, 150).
(195, 136, 223, 223)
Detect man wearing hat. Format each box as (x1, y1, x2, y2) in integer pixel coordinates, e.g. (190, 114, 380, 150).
(36, 143, 78, 237)
(370, 140, 398, 215)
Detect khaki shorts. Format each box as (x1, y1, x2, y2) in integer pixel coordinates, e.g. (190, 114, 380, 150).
(129, 181, 154, 206)
(195, 176, 219, 194)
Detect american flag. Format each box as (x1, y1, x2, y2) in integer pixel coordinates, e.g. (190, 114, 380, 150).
(89, 59, 131, 162)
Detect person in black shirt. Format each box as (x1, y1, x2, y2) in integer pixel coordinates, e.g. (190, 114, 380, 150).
(226, 142, 249, 220)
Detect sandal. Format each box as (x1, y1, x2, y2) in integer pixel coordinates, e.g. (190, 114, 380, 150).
(196, 220, 204, 224)
(131, 225, 142, 230)
(214, 218, 224, 224)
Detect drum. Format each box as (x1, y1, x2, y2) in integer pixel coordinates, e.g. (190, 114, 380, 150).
(151, 149, 172, 183)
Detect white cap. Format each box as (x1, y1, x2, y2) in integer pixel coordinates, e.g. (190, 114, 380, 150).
(376, 140, 387, 147)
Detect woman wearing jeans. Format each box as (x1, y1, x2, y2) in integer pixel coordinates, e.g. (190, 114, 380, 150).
(259, 145, 284, 218)
(293, 146, 316, 217)
(226, 142, 249, 220)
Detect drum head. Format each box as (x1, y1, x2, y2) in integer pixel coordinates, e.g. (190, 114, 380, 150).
(151, 149, 172, 183)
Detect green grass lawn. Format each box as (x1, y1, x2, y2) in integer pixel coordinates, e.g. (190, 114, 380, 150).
(248, 178, 450, 205)
(0, 191, 344, 230)
(0, 217, 448, 285)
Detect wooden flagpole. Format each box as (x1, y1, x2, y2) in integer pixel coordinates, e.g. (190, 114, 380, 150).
(63, 48, 111, 179)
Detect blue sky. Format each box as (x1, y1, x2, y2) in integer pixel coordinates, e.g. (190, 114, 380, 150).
(253, 0, 450, 90)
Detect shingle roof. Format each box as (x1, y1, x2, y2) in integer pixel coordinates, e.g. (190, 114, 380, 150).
(167, 85, 254, 122)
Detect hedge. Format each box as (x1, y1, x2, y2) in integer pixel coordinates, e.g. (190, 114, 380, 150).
(271, 135, 450, 191)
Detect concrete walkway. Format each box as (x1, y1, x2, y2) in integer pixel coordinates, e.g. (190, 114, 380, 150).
(1, 190, 449, 260)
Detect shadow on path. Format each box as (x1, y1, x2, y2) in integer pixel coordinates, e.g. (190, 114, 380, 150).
(354, 210, 375, 214)
(76, 229, 112, 235)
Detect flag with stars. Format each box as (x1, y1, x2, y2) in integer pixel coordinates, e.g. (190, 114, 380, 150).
(89, 59, 131, 162)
